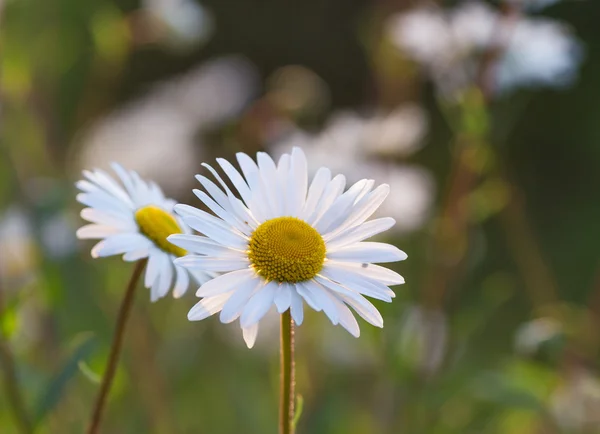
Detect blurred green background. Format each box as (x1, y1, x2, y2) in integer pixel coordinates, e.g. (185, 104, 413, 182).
(1, 0, 600, 432)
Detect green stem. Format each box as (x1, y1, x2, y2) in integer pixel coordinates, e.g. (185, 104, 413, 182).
(87, 259, 147, 434)
(279, 310, 295, 434)
(0, 285, 32, 434)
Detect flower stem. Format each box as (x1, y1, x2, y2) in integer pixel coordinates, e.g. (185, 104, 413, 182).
(279, 310, 295, 434)
(0, 285, 32, 434)
(87, 259, 147, 434)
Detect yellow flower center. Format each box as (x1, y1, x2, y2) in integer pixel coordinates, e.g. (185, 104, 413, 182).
(248, 217, 326, 283)
(134, 206, 186, 257)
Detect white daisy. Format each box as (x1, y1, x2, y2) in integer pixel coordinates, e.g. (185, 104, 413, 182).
(76, 163, 213, 301)
(169, 147, 407, 348)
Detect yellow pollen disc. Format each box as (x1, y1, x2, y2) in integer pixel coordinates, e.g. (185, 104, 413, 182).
(134, 206, 186, 257)
(248, 217, 326, 283)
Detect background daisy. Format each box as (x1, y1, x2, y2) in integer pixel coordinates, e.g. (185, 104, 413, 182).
(76, 163, 212, 301)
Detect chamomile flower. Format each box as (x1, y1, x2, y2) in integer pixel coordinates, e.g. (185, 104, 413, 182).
(76, 164, 212, 301)
(169, 148, 407, 348)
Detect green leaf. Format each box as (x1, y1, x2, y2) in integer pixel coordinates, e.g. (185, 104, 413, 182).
(292, 394, 304, 429)
(32, 332, 96, 427)
(77, 360, 101, 384)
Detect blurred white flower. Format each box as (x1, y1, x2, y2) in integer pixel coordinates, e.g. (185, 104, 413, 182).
(271, 110, 434, 232)
(551, 368, 600, 430)
(0, 207, 37, 288)
(142, 0, 213, 47)
(77, 57, 257, 194)
(387, 2, 583, 96)
(369, 164, 434, 233)
(450, 2, 498, 53)
(272, 113, 365, 181)
(514, 317, 562, 355)
(503, 0, 562, 11)
(387, 8, 453, 67)
(267, 65, 331, 117)
(398, 305, 447, 375)
(40, 211, 78, 259)
(496, 18, 583, 93)
(365, 105, 428, 157)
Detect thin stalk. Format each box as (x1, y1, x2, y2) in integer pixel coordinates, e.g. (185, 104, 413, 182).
(279, 310, 295, 434)
(0, 285, 32, 434)
(87, 259, 147, 434)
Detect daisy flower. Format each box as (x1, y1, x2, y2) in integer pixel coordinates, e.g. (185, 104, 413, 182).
(76, 164, 212, 301)
(169, 147, 406, 348)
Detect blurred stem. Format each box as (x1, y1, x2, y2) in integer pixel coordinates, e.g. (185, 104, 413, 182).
(585, 264, 600, 354)
(498, 181, 558, 308)
(87, 259, 147, 434)
(127, 304, 178, 433)
(279, 310, 295, 434)
(422, 138, 479, 309)
(0, 286, 33, 434)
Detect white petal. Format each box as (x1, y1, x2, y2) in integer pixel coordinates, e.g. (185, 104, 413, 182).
(315, 179, 371, 234)
(326, 260, 405, 286)
(168, 234, 245, 257)
(172, 265, 190, 298)
(80, 208, 135, 230)
(195, 175, 234, 215)
(77, 224, 122, 239)
(190, 270, 217, 286)
(327, 242, 407, 263)
(130, 172, 155, 207)
(305, 174, 346, 226)
(156, 255, 173, 299)
(180, 215, 248, 250)
(110, 163, 137, 201)
(188, 293, 232, 321)
(256, 152, 281, 217)
(216, 158, 253, 207)
(247, 178, 272, 223)
(148, 181, 167, 205)
(318, 278, 383, 328)
(122, 243, 152, 262)
(201, 163, 258, 228)
(287, 148, 308, 217)
(289, 290, 304, 325)
(242, 323, 259, 349)
(192, 189, 249, 235)
(90, 233, 148, 258)
(196, 269, 256, 298)
(236, 152, 261, 192)
(329, 296, 360, 337)
(240, 281, 278, 328)
(76, 192, 131, 216)
(219, 277, 264, 323)
(337, 292, 383, 328)
(174, 204, 231, 229)
(150, 271, 162, 302)
(276, 154, 291, 214)
(274, 283, 292, 313)
(326, 184, 390, 238)
(294, 282, 321, 312)
(174, 256, 250, 272)
(326, 217, 396, 248)
(300, 167, 331, 220)
(144, 249, 162, 288)
(297, 281, 339, 325)
(84, 169, 133, 207)
(76, 180, 99, 194)
(319, 267, 394, 302)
